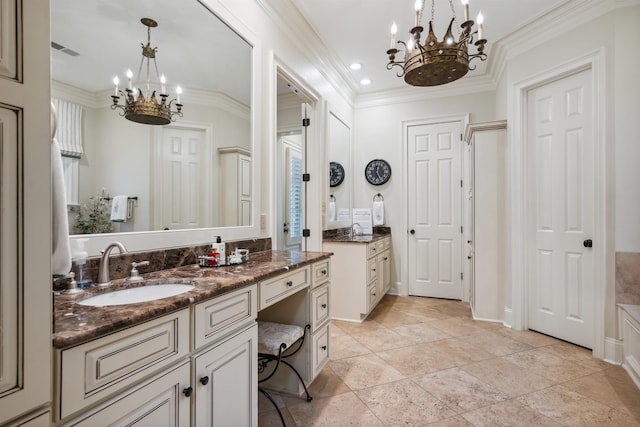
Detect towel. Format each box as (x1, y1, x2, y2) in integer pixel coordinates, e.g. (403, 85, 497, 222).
(328, 200, 336, 222)
(110, 195, 128, 222)
(52, 138, 72, 276)
(372, 200, 385, 226)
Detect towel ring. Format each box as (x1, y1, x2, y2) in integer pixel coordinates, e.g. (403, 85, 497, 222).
(373, 193, 384, 202)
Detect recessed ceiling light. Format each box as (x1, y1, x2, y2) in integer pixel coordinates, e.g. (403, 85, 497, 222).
(360, 78, 371, 85)
(350, 63, 362, 70)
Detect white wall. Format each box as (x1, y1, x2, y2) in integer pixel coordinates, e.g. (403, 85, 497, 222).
(353, 91, 496, 287)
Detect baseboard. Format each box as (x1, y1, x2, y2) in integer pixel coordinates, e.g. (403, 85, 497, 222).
(603, 337, 624, 365)
(391, 281, 408, 296)
(503, 306, 513, 328)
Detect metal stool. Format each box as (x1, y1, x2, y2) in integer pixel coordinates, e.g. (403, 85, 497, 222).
(257, 321, 312, 426)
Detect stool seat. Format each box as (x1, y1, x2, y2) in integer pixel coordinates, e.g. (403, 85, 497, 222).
(257, 321, 304, 355)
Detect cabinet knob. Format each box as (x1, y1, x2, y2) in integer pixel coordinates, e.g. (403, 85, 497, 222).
(200, 376, 209, 386)
(321, 269, 327, 275)
(321, 303, 327, 308)
(410, 229, 415, 234)
(321, 345, 327, 351)
(384, 257, 388, 261)
(183, 387, 193, 397)
(286, 280, 293, 287)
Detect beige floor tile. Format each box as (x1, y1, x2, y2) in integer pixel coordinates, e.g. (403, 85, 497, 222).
(258, 407, 297, 427)
(303, 366, 351, 399)
(422, 338, 495, 366)
(330, 334, 372, 360)
(460, 331, 534, 356)
(504, 348, 598, 382)
(330, 322, 347, 338)
(493, 328, 564, 348)
(391, 322, 453, 343)
(367, 307, 428, 327)
(562, 371, 640, 421)
(331, 319, 385, 335)
(517, 384, 638, 426)
(431, 302, 473, 318)
(355, 378, 457, 426)
(427, 317, 490, 337)
(460, 357, 557, 397)
(541, 342, 612, 371)
(376, 343, 458, 376)
(352, 327, 421, 352)
(329, 353, 405, 390)
(462, 399, 562, 426)
(413, 367, 509, 413)
(287, 392, 385, 427)
(426, 415, 474, 426)
(399, 305, 454, 321)
(259, 389, 286, 412)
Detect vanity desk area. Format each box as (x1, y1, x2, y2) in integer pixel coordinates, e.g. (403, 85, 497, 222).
(52, 250, 331, 426)
(323, 230, 392, 322)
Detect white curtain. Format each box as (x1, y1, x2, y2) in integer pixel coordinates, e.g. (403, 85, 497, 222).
(52, 98, 83, 158)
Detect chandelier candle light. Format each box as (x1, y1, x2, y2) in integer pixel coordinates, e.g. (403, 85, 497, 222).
(111, 18, 183, 125)
(386, 0, 488, 86)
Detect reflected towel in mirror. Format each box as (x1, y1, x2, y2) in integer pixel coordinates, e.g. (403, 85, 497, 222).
(52, 138, 72, 276)
(328, 200, 336, 222)
(110, 195, 128, 222)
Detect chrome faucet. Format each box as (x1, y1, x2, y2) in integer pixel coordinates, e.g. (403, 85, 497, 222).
(97, 242, 128, 286)
(350, 222, 361, 237)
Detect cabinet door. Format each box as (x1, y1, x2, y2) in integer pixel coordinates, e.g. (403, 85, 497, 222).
(378, 249, 391, 294)
(194, 323, 257, 427)
(0, 2, 51, 424)
(67, 361, 191, 427)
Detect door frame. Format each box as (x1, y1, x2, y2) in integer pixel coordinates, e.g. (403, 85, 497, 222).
(401, 113, 469, 300)
(510, 49, 607, 358)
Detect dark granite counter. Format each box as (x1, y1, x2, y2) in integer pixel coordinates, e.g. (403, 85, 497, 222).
(53, 250, 332, 349)
(322, 233, 390, 244)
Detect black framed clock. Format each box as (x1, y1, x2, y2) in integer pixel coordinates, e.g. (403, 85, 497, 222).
(365, 159, 392, 186)
(329, 161, 345, 187)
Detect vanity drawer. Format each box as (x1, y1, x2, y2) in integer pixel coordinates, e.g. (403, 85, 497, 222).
(367, 242, 380, 258)
(310, 283, 330, 331)
(382, 236, 391, 250)
(259, 267, 309, 310)
(367, 257, 378, 284)
(311, 259, 330, 288)
(368, 281, 379, 310)
(194, 284, 257, 350)
(311, 324, 330, 378)
(56, 309, 189, 420)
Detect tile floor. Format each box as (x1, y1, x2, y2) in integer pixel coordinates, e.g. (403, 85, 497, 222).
(258, 295, 640, 426)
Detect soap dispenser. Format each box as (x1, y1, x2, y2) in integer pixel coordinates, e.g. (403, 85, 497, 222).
(212, 236, 226, 265)
(73, 238, 91, 288)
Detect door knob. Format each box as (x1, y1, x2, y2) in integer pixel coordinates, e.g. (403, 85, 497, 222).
(410, 229, 415, 234)
(583, 239, 593, 248)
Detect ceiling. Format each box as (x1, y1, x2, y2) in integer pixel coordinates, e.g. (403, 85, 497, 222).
(289, 0, 568, 94)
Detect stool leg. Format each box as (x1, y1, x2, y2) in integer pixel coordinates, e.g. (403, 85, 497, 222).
(280, 359, 313, 402)
(258, 387, 286, 427)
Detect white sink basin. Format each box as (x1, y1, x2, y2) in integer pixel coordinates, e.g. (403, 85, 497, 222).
(78, 284, 194, 307)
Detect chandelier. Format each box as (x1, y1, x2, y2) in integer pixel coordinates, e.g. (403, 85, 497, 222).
(111, 18, 183, 125)
(386, 0, 488, 86)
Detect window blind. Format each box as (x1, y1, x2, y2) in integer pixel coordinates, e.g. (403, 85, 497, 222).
(52, 98, 84, 158)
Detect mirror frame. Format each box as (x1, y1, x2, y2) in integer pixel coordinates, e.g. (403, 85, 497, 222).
(324, 102, 353, 230)
(68, 0, 263, 256)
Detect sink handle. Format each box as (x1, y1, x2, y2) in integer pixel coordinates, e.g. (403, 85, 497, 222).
(130, 260, 150, 281)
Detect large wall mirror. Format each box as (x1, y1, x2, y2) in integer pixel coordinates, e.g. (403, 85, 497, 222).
(326, 109, 352, 229)
(51, 0, 260, 255)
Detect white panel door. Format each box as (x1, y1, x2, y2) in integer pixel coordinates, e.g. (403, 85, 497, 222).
(156, 127, 209, 230)
(408, 120, 463, 299)
(527, 68, 594, 349)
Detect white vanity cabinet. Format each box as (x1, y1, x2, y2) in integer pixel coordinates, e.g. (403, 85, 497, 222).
(324, 236, 391, 322)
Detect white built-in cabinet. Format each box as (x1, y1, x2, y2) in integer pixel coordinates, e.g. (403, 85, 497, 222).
(218, 146, 251, 226)
(464, 121, 507, 322)
(0, 2, 52, 426)
(323, 236, 391, 322)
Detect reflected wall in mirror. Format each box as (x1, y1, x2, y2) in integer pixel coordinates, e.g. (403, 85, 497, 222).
(327, 111, 352, 226)
(51, 0, 252, 235)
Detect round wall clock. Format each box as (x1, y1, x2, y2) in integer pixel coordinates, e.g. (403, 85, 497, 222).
(329, 161, 345, 187)
(365, 159, 392, 186)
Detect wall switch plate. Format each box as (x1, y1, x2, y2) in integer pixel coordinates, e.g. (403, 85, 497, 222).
(260, 213, 266, 229)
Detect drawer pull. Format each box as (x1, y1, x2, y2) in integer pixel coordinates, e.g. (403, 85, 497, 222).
(321, 345, 327, 351)
(200, 376, 209, 386)
(384, 257, 388, 261)
(321, 303, 327, 308)
(372, 268, 376, 272)
(183, 387, 193, 397)
(321, 269, 327, 275)
(286, 280, 293, 287)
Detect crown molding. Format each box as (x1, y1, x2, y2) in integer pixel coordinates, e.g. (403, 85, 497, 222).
(52, 80, 249, 120)
(255, 0, 357, 106)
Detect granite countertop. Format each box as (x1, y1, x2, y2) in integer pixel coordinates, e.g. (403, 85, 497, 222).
(323, 233, 391, 244)
(53, 250, 332, 349)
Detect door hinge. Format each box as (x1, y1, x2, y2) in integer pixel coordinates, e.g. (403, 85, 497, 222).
(302, 173, 310, 182)
(302, 118, 310, 127)
(460, 226, 463, 234)
(302, 229, 310, 237)
(460, 133, 463, 141)
(461, 272, 464, 280)
(460, 180, 463, 188)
